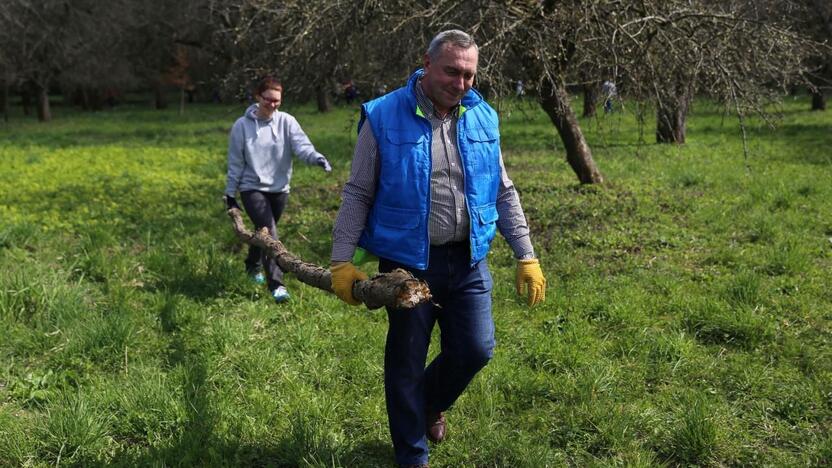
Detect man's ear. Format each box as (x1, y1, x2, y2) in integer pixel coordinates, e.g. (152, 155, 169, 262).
(423, 53, 431, 71)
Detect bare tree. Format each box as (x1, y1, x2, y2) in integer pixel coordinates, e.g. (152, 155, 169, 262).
(403, 1, 823, 167)
(58, 1, 140, 111)
(613, 1, 820, 144)
(0, 56, 12, 122)
(0, 0, 142, 118)
(2, 0, 821, 169)
(582, 80, 600, 118)
(213, 1, 607, 182)
(114, 0, 213, 110)
(318, 1, 813, 178)
(803, 0, 832, 110)
(0, 0, 69, 121)
(209, 0, 399, 111)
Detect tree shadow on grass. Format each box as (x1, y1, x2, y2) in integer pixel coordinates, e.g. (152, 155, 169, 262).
(102, 293, 396, 467)
(145, 256, 240, 304)
(342, 440, 395, 467)
(104, 302, 223, 467)
(689, 122, 832, 166)
(103, 360, 395, 466)
(105, 437, 393, 467)
(101, 334, 221, 466)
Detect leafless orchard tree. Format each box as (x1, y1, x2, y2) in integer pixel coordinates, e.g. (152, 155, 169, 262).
(208, 0, 420, 110)
(0, 0, 217, 119)
(1, 0, 822, 174)
(56, 2, 141, 111)
(617, 1, 822, 143)
(0, 0, 140, 120)
(0, 0, 73, 121)
(0, 38, 11, 122)
(801, 0, 831, 110)
(386, 1, 818, 162)
(209, 0, 607, 182)
(217, 1, 817, 183)
(118, 0, 214, 110)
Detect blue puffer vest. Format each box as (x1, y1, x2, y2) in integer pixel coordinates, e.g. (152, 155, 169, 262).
(357, 69, 501, 270)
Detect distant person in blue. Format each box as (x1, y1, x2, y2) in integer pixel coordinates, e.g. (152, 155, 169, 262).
(602, 79, 617, 113)
(224, 76, 332, 303)
(329, 30, 547, 467)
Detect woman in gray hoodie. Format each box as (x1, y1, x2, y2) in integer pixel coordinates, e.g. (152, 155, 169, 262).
(224, 76, 332, 303)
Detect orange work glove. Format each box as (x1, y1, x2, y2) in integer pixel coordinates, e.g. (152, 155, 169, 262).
(330, 262, 369, 306)
(516, 258, 546, 307)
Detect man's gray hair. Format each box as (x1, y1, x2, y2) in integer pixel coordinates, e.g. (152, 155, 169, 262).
(427, 30, 478, 59)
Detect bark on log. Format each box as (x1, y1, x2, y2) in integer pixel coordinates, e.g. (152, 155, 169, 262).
(227, 208, 432, 310)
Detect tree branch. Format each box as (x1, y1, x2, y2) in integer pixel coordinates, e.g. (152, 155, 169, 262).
(226, 207, 432, 310)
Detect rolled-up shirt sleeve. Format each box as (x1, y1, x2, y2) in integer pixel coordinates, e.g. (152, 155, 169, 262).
(331, 122, 379, 262)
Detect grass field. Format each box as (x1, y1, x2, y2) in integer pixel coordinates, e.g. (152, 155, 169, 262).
(1, 95, 830, 467)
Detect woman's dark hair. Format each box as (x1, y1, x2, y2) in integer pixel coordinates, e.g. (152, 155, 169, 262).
(254, 76, 283, 96)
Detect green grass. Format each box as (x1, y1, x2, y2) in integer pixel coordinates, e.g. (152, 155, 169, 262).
(1, 96, 830, 466)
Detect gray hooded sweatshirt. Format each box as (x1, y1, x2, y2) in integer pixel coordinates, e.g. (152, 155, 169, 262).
(225, 104, 325, 197)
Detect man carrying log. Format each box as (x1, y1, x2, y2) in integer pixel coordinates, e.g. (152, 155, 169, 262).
(329, 30, 547, 468)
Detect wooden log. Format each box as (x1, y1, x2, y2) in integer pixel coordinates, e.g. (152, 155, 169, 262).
(226, 208, 432, 310)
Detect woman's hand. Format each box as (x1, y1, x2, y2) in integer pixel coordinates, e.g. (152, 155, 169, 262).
(317, 156, 332, 173)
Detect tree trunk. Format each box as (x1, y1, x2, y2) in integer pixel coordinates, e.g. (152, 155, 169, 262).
(179, 87, 185, 115)
(811, 89, 826, 111)
(79, 88, 90, 110)
(89, 89, 103, 111)
(538, 77, 604, 184)
(656, 94, 688, 144)
(21, 86, 32, 116)
(227, 208, 432, 310)
(316, 83, 331, 113)
(36, 85, 51, 122)
(582, 83, 598, 118)
(153, 83, 168, 109)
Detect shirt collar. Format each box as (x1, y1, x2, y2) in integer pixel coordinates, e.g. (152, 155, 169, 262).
(415, 78, 458, 121)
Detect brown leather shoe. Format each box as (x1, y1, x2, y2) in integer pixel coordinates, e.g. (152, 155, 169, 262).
(426, 410, 446, 443)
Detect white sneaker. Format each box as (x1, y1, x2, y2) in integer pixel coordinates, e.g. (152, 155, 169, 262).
(271, 286, 290, 303)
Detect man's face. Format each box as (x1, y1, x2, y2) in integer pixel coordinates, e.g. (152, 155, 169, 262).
(421, 44, 478, 114)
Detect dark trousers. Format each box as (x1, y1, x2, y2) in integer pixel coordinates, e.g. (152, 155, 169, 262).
(604, 98, 614, 113)
(240, 190, 288, 291)
(379, 243, 495, 465)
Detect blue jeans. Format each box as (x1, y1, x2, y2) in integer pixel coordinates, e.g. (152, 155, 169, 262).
(604, 98, 614, 113)
(380, 243, 495, 465)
